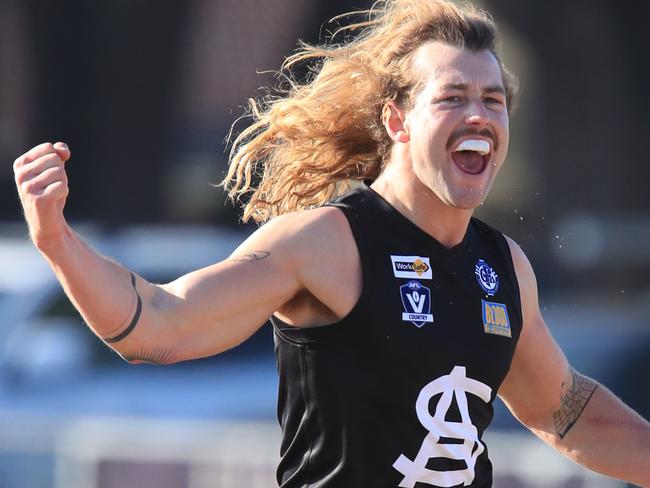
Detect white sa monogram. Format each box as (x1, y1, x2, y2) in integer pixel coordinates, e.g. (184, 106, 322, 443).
(393, 366, 492, 488)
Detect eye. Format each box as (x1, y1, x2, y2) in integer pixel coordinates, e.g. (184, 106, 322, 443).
(483, 96, 505, 106)
(438, 95, 464, 104)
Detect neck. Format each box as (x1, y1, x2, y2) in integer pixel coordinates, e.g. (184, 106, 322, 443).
(370, 161, 474, 249)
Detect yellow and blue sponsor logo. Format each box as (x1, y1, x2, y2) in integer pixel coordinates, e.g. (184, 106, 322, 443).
(481, 300, 511, 338)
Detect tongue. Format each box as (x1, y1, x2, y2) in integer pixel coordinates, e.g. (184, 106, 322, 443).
(452, 151, 485, 175)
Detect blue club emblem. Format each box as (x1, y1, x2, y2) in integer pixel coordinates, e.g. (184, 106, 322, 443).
(475, 259, 499, 296)
(399, 281, 434, 327)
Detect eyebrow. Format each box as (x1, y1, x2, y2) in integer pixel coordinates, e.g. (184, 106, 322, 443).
(441, 83, 506, 95)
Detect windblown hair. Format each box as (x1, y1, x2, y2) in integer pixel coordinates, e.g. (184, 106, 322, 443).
(223, 0, 517, 223)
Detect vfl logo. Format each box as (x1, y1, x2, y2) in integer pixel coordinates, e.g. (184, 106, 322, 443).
(400, 281, 433, 327)
(393, 366, 492, 487)
(475, 259, 499, 296)
(391, 255, 433, 280)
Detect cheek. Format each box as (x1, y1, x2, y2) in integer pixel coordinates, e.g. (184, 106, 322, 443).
(499, 127, 510, 155)
(494, 115, 509, 152)
(419, 113, 451, 147)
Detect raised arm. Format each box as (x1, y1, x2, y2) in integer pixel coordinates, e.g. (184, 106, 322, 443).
(13, 143, 352, 365)
(498, 237, 650, 486)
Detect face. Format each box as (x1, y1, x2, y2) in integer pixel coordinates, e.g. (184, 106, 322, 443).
(399, 41, 510, 210)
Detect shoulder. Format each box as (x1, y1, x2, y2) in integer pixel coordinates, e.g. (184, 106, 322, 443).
(501, 235, 541, 320)
(502, 236, 536, 287)
(237, 206, 360, 320)
(236, 206, 357, 280)
(254, 205, 352, 250)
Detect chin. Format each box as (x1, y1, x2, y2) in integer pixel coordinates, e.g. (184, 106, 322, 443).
(444, 188, 489, 210)
(450, 200, 483, 211)
(452, 178, 497, 208)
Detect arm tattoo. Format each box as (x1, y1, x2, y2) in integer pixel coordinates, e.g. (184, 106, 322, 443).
(553, 369, 598, 439)
(229, 251, 270, 263)
(122, 346, 177, 365)
(104, 272, 142, 344)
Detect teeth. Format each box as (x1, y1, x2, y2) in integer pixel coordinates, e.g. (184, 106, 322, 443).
(455, 139, 491, 155)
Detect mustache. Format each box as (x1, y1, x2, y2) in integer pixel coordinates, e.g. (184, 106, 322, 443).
(446, 128, 497, 152)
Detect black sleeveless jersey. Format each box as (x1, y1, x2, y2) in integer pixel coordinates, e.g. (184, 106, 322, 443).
(272, 187, 523, 488)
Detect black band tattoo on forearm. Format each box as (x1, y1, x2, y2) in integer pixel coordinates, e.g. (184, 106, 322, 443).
(229, 251, 270, 263)
(553, 369, 598, 439)
(122, 346, 177, 365)
(104, 272, 142, 344)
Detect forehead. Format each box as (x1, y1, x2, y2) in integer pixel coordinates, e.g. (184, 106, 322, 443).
(411, 41, 504, 92)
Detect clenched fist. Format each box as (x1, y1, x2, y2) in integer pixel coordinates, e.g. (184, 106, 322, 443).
(14, 142, 72, 250)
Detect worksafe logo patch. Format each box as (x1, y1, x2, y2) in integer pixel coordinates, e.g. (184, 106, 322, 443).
(400, 281, 434, 327)
(391, 255, 432, 280)
(481, 300, 511, 338)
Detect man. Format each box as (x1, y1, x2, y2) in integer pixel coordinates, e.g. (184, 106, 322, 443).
(12, 0, 650, 486)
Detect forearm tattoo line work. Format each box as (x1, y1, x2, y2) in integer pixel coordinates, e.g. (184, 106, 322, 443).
(553, 369, 598, 439)
(104, 272, 142, 344)
(229, 251, 270, 263)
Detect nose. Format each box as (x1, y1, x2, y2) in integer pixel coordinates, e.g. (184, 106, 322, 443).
(464, 100, 489, 126)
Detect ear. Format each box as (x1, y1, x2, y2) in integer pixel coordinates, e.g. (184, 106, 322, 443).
(382, 101, 410, 144)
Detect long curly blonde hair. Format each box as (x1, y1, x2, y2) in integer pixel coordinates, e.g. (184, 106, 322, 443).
(223, 0, 516, 223)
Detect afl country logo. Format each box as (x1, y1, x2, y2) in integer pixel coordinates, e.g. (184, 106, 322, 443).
(475, 259, 499, 296)
(400, 281, 434, 327)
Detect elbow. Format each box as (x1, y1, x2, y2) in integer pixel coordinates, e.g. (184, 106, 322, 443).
(515, 408, 564, 447)
(112, 337, 182, 365)
(109, 290, 184, 365)
(118, 346, 181, 365)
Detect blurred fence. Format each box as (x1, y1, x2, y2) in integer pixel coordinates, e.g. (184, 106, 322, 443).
(0, 412, 625, 488)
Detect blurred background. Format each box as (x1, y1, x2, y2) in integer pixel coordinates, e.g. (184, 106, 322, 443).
(0, 0, 649, 487)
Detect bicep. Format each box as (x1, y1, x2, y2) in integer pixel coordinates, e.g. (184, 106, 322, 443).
(498, 308, 569, 429)
(161, 256, 298, 355)
(140, 218, 303, 361)
(498, 237, 570, 429)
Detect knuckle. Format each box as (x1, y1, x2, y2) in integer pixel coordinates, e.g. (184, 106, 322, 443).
(32, 193, 50, 207)
(13, 156, 24, 172)
(46, 165, 60, 177)
(50, 155, 65, 169)
(41, 153, 58, 165)
(49, 167, 66, 183)
(14, 167, 26, 184)
(22, 180, 39, 195)
(50, 183, 69, 200)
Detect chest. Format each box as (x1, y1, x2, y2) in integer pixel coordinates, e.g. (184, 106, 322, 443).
(349, 243, 522, 394)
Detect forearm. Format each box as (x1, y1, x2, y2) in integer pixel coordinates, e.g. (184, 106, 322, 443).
(36, 224, 171, 361)
(14, 143, 183, 363)
(532, 376, 650, 486)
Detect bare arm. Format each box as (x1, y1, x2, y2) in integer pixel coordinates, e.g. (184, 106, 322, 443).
(13, 143, 351, 364)
(499, 237, 650, 486)
(37, 222, 301, 364)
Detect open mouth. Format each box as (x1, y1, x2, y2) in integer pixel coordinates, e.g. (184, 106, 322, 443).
(451, 139, 491, 175)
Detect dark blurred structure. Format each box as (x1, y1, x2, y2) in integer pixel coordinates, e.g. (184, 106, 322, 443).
(482, 0, 650, 291)
(14, 1, 189, 226)
(1, 0, 649, 291)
